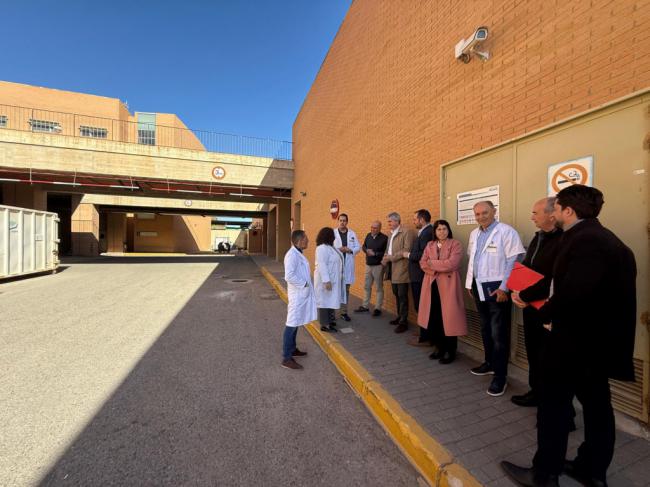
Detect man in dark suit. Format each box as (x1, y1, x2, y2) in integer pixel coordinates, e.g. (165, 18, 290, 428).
(502, 185, 637, 487)
(510, 197, 563, 407)
(402, 209, 433, 336)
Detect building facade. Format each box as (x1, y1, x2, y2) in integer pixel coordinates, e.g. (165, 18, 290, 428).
(292, 1, 650, 422)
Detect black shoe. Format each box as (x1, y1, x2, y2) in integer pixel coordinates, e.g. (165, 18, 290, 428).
(341, 313, 351, 322)
(389, 318, 400, 325)
(328, 324, 339, 332)
(511, 390, 539, 407)
(439, 352, 456, 364)
(500, 461, 559, 487)
(428, 346, 442, 360)
(281, 359, 303, 370)
(320, 326, 332, 333)
(470, 362, 494, 376)
(563, 460, 607, 487)
(487, 376, 508, 396)
(372, 309, 382, 317)
(354, 306, 369, 313)
(394, 323, 408, 333)
(292, 349, 307, 357)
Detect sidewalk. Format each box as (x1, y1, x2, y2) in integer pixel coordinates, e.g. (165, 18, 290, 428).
(251, 254, 650, 486)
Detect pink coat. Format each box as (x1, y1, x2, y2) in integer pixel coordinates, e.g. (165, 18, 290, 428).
(417, 238, 468, 337)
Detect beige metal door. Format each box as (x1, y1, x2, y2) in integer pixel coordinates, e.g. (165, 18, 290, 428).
(441, 146, 518, 350)
(442, 93, 650, 423)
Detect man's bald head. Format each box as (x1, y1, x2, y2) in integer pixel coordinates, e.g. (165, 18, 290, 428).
(370, 220, 381, 235)
(531, 197, 557, 231)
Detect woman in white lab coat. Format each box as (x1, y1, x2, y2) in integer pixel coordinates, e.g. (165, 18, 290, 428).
(314, 227, 346, 332)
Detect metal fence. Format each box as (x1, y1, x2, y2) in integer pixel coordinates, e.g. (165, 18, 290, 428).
(0, 104, 292, 160)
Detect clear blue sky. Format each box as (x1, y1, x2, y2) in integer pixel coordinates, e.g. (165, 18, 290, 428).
(1, 0, 351, 142)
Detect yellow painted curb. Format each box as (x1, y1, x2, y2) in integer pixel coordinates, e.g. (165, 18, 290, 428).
(260, 266, 483, 487)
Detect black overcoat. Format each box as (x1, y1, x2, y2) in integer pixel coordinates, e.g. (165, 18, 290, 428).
(408, 224, 434, 283)
(537, 218, 637, 381)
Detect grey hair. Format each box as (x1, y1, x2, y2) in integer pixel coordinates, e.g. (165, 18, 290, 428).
(291, 230, 306, 245)
(387, 212, 401, 222)
(473, 200, 495, 210)
(544, 196, 557, 214)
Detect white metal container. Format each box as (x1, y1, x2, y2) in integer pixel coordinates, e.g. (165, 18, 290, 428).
(0, 204, 59, 279)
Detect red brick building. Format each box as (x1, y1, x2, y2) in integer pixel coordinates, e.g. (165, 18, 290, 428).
(292, 1, 650, 422)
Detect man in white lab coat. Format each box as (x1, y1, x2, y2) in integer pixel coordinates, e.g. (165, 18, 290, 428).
(465, 201, 524, 396)
(333, 213, 361, 322)
(282, 230, 317, 370)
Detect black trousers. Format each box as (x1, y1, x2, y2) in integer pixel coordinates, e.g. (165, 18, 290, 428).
(318, 308, 335, 326)
(426, 280, 457, 353)
(391, 283, 409, 324)
(533, 365, 615, 481)
(522, 307, 546, 394)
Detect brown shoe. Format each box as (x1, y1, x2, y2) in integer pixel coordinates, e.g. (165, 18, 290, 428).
(408, 337, 431, 347)
(394, 323, 408, 333)
(281, 359, 303, 370)
(292, 349, 307, 357)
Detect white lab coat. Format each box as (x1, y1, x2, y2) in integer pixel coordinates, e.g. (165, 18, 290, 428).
(284, 246, 317, 327)
(465, 222, 525, 299)
(333, 228, 361, 285)
(314, 244, 347, 309)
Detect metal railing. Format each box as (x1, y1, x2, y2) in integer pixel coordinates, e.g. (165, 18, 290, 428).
(0, 104, 292, 160)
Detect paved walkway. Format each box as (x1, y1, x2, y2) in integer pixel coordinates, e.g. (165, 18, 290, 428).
(1, 255, 420, 486)
(252, 254, 650, 487)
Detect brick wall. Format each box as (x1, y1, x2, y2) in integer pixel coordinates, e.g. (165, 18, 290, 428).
(292, 0, 650, 313)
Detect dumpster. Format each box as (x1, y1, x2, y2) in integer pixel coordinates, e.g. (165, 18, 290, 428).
(0, 204, 59, 279)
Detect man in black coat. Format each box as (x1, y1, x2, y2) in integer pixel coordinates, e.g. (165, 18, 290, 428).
(511, 197, 563, 407)
(502, 185, 637, 487)
(401, 209, 433, 336)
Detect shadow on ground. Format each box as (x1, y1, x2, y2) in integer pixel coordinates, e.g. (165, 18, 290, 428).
(37, 256, 418, 487)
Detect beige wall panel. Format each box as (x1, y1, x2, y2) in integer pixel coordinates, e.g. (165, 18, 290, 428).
(80, 193, 266, 213)
(515, 96, 649, 360)
(173, 215, 211, 252)
(134, 214, 174, 253)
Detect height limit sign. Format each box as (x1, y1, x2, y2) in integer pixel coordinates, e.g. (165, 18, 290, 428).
(547, 156, 593, 196)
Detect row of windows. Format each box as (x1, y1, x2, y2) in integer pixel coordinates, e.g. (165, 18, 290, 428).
(0, 116, 157, 144)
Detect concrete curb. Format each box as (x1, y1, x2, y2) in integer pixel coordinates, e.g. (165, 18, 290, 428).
(260, 266, 483, 487)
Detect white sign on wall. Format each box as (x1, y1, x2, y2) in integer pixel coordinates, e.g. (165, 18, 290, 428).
(456, 185, 500, 225)
(547, 156, 593, 196)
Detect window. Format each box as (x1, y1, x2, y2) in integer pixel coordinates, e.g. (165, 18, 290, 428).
(79, 125, 108, 138)
(137, 113, 156, 146)
(29, 119, 62, 133)
(0, 115, 7, 128)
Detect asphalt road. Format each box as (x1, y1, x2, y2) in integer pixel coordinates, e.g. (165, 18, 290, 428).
(0, 255, 420, 486)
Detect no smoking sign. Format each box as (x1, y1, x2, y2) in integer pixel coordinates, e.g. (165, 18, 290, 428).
(547, 156, 593, 196)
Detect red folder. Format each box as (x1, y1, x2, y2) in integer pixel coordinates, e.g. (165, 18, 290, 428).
(507, 262, 546, 310)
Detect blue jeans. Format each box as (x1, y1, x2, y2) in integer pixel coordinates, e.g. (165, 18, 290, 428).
(472, 280, 512, 378)
(282, 326, 299, 360)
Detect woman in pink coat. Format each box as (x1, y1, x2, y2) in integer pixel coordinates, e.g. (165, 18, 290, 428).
(418, 219, 468, 364)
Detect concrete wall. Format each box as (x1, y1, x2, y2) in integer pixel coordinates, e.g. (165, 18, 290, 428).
(0, 129, 293, 189)
(292, 0, 650, 309)
(0, 81, 204, 150)
(210, 228, 247, 249)
(1, 183, 46, 211)
(71, 199, 99, 257)
(125, 213, 211, 253)
(0, 80, 125, 119)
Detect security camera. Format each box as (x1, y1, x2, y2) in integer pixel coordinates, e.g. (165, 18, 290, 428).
(455, 26, 490, 63)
